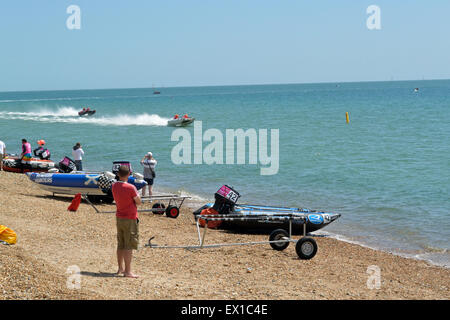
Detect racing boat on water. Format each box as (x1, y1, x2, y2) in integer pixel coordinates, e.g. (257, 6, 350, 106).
(2, 154, 55, 173)
(26, 161, 147, 203)
(167, 114, 195, 127)
(78, 108, 96, 116)
(193, 185, 341, 234)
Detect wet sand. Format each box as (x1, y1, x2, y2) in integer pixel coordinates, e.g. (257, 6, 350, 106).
(0, 170, 448, 300)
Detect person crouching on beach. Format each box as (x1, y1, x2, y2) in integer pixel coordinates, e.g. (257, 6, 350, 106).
(112, 165, 142, 278)
(140, 152, 157, 197)
(72, 142, 84, 171)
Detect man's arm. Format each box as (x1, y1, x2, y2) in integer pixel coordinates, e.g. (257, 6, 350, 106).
(133, 195, 142, 206)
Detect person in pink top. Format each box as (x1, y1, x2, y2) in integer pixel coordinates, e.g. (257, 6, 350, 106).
(112, 165, 142, 278)
(21, 138, 32, 165)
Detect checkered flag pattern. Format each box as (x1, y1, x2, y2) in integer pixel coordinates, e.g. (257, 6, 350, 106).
(98, 174, 116, 192)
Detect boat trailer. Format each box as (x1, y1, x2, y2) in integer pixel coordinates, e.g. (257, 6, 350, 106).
(145, 212, 319, 259)
(83, 193, 190, 218)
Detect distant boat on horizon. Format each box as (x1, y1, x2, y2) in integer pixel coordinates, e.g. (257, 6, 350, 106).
(152, 84, 161, 94)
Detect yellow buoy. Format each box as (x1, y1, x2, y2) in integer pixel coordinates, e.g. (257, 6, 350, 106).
(346, 112, 350, 123)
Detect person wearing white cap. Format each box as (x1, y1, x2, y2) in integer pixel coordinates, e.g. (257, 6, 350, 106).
(140, 152, 157, 197)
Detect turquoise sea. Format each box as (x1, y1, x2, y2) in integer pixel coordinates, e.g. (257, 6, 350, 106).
(0, 80, 449, 267)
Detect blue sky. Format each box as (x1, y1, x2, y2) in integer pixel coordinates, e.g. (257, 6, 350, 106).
(0, 1, 449, 91)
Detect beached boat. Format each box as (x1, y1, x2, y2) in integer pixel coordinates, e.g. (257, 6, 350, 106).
(193, 185, 341, 234)
(167, 117, 195, 127)
(2, 154, 55, 173)
(26, 171, 147, 202)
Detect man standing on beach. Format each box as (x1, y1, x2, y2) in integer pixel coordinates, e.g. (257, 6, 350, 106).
(140, 152, 157, 197)
(112, 165, 142, 278)
(0, 140, 5, 171)
(72, 142, 84, 171)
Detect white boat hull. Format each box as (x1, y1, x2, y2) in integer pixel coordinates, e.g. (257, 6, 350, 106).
(36, 184, 106, 196)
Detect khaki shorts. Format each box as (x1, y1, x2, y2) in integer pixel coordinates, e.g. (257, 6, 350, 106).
(116, 217, 139, 250)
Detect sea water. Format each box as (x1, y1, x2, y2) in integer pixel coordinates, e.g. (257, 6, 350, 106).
(0, 80, 449, 267)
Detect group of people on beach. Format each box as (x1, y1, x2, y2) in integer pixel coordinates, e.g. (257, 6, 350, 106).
(0, 139, 86, 172)
(20, 139, 52, 164)
(0, 139, 52, 169)
(1, 136, 157, 278)
(0, 138, 66, 168)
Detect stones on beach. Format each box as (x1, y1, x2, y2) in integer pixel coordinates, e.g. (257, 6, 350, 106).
(1, 170, 449, 300)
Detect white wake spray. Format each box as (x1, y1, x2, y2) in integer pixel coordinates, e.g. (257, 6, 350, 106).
(0, 107, 170, 126)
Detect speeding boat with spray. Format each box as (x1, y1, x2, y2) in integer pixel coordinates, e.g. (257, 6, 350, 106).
(167, 114, 195, 127)
(78, 107, 96, 117)
(26, 161, 146, 203)
(193, 185, 341, 234)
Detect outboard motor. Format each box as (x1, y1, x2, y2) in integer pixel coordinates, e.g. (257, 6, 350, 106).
(57, 156, 77, 173)
(212, 185, 240, 215)
(112, 161, 132, 178)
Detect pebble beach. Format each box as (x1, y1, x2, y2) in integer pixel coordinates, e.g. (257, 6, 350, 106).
(0, 170, 449, 300)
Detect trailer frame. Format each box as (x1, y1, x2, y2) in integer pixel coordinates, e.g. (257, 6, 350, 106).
(145, 212, 319, 259)
(83, 193, 190, 218)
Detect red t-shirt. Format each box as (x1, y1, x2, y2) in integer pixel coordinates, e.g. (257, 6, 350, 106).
(112, 181, 139, 219)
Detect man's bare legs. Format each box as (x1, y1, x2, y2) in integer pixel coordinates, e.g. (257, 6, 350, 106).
(117, 248, 125, 275)
(123, 250, 138, 278)
(117, 249, 138, 278)
(148, 184, 153, 197)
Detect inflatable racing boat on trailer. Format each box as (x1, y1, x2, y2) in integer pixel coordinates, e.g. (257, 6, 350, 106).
(193, 185, 341, 234)
(2, 154, 55, 173)
(26, 161, 147, 203)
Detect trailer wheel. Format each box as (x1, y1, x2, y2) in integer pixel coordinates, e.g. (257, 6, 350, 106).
(152, 203, 165, 215)
(295, 237, 317, 260)
(269, 229, 290, 251)
(166, 206, 180, 219)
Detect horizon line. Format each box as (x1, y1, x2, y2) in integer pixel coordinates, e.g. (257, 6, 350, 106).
(1, 77, 449, 94)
